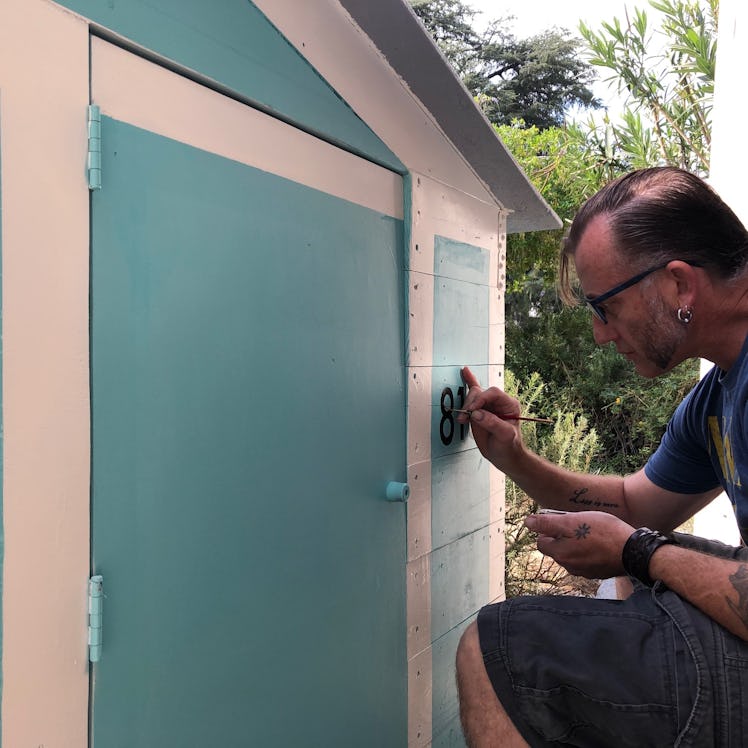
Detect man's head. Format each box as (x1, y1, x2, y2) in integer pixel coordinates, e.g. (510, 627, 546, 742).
(561, 167, 748, 299)
(558, 167, 748, 376)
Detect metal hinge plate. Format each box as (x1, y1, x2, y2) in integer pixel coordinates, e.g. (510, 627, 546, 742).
(87, 104, 102, 190)
(88, 574, 103, 663)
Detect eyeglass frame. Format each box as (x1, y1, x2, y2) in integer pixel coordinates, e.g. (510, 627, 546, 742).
(584, 260, 703, 324)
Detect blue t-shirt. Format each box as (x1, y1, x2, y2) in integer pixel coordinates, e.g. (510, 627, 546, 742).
(645, 333, 748, 542)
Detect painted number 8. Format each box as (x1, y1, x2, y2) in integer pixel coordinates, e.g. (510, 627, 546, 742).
(439, 386, 468, 446)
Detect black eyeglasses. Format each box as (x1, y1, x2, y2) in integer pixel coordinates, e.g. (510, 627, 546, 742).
(584, 261, 702, 324)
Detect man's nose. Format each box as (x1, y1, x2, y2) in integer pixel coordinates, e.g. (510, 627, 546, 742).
(592, 316, 617, 346)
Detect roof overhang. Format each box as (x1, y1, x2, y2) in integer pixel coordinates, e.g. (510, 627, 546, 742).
(339, 0, 562, 234)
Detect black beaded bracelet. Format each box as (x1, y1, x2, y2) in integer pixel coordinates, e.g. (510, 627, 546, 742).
(621, 527, 675, 587)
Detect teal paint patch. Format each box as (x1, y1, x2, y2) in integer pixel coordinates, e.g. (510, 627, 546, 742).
(432, 276, 489, 366)
(431, 450, 490, 551)
(431, 236, 492, 742)
(58, 0, 403, 171)
(90, 119, 406, 745)
(432, 238, 489, 368)
(434, 235, 490, 285)
(433, 711, 468, 747)
(430, 529, 490, 642)
(431, 618, 473, 747)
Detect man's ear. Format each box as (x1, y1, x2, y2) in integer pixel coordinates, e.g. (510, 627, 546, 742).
(665, 260, 699, 308)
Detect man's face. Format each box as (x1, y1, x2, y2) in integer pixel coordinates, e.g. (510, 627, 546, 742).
(573, 215, 686, 378)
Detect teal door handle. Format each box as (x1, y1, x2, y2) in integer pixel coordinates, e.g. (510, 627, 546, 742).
(385, 481, 410, 502)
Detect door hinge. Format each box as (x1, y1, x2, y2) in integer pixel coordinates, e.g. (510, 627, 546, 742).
(88, 575, 104, 663)
(87, 104, 102, 190)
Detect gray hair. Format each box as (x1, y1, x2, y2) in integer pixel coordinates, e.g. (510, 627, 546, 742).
(559, 167, 748, 303)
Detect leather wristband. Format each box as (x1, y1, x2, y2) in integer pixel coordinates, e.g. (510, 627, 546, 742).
(621, 527, 675, 587)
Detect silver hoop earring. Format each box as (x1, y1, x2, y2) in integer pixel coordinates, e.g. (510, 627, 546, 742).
(677, 306, 694, 324)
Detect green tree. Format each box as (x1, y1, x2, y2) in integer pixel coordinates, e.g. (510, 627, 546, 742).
(408, 0, 482, 73)
(580, 0, 718, 174)
(409, 0, 599, 128)
(495, 123, 603, 295)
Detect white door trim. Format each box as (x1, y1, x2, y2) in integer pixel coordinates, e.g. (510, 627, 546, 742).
(0, 0, 91, 744)
(92, 38, 403, 219)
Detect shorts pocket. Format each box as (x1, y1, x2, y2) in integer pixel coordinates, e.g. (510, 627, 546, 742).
(503, 597, 680, 746)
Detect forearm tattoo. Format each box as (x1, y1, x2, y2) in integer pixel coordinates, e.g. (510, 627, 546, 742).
(727, 565, 748, 630)
(567, 487, 619, 510)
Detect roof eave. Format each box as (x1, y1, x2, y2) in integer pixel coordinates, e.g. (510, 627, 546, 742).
(338, 0, 562, 234)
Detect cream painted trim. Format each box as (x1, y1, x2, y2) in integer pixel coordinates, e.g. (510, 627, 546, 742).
(407, 637, 433, 747)
(406, 174, 436, 746)
(252, 0, 496, 206)
(489, 214, 508, 370)
(0, 0, 91, 744)
(91, 38, 403, 219)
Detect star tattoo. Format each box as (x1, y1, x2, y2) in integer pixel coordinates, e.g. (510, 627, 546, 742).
(575, 523, 591, 540)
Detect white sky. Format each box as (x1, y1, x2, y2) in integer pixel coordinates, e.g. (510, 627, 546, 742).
(468, 0, 635, 38)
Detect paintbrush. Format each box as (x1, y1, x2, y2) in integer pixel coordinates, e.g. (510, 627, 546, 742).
(448, 408, 554, 425)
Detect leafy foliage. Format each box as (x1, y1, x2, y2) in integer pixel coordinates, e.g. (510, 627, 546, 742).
(503, 370, 601, 597)
(409, 0, 482, 73)
(580, 0, 717, 174)
(495, 123, 604, 294)
(409, 0, 599, 128)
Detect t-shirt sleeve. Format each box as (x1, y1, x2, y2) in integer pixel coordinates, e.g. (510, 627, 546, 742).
(644, 379, 722, 494)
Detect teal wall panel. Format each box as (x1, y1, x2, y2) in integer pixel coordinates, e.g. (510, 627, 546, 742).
(431, 450, 490, 550)
(432, 237, 489, 368)
(431, 235, 492, 747)
(430, 529, 490, 642)
(434, 235, 490, 285)
(55, 0, 403, 171)
(91, 118, 406, 746)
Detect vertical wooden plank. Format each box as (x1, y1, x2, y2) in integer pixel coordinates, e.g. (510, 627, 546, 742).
(407, 172, 505, 746)
(490, 212, 508, 602)
(407, 173, 436, 745)
(408, 646, 433, 747)
(0, 0, 90, 744)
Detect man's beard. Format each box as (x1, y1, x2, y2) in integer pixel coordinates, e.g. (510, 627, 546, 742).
(641, 296, 688, 372)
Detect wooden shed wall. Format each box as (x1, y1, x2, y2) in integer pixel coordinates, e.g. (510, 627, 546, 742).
(407, 173, 506, 746)
(0, 1, 508, 745)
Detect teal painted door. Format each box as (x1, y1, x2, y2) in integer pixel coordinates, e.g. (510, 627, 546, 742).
(90, 62, 406, 746)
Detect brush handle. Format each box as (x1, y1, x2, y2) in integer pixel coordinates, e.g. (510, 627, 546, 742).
(449, 409, 553, 425)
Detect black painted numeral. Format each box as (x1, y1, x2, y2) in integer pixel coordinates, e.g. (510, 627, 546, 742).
(439, 386, 468, 446)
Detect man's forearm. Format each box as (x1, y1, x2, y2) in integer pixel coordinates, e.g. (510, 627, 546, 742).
(502, 445, 629, 518)
(650, 544, 748, 642)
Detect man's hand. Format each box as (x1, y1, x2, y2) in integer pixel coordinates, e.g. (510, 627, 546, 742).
(458, 366, 525, 469)
(524, 511, 634, 579)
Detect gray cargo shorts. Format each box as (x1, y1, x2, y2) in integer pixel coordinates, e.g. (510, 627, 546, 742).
(477, 534, 748, 747)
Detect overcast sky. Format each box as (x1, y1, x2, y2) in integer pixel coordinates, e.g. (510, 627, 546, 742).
(467, 0, 635, 38)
